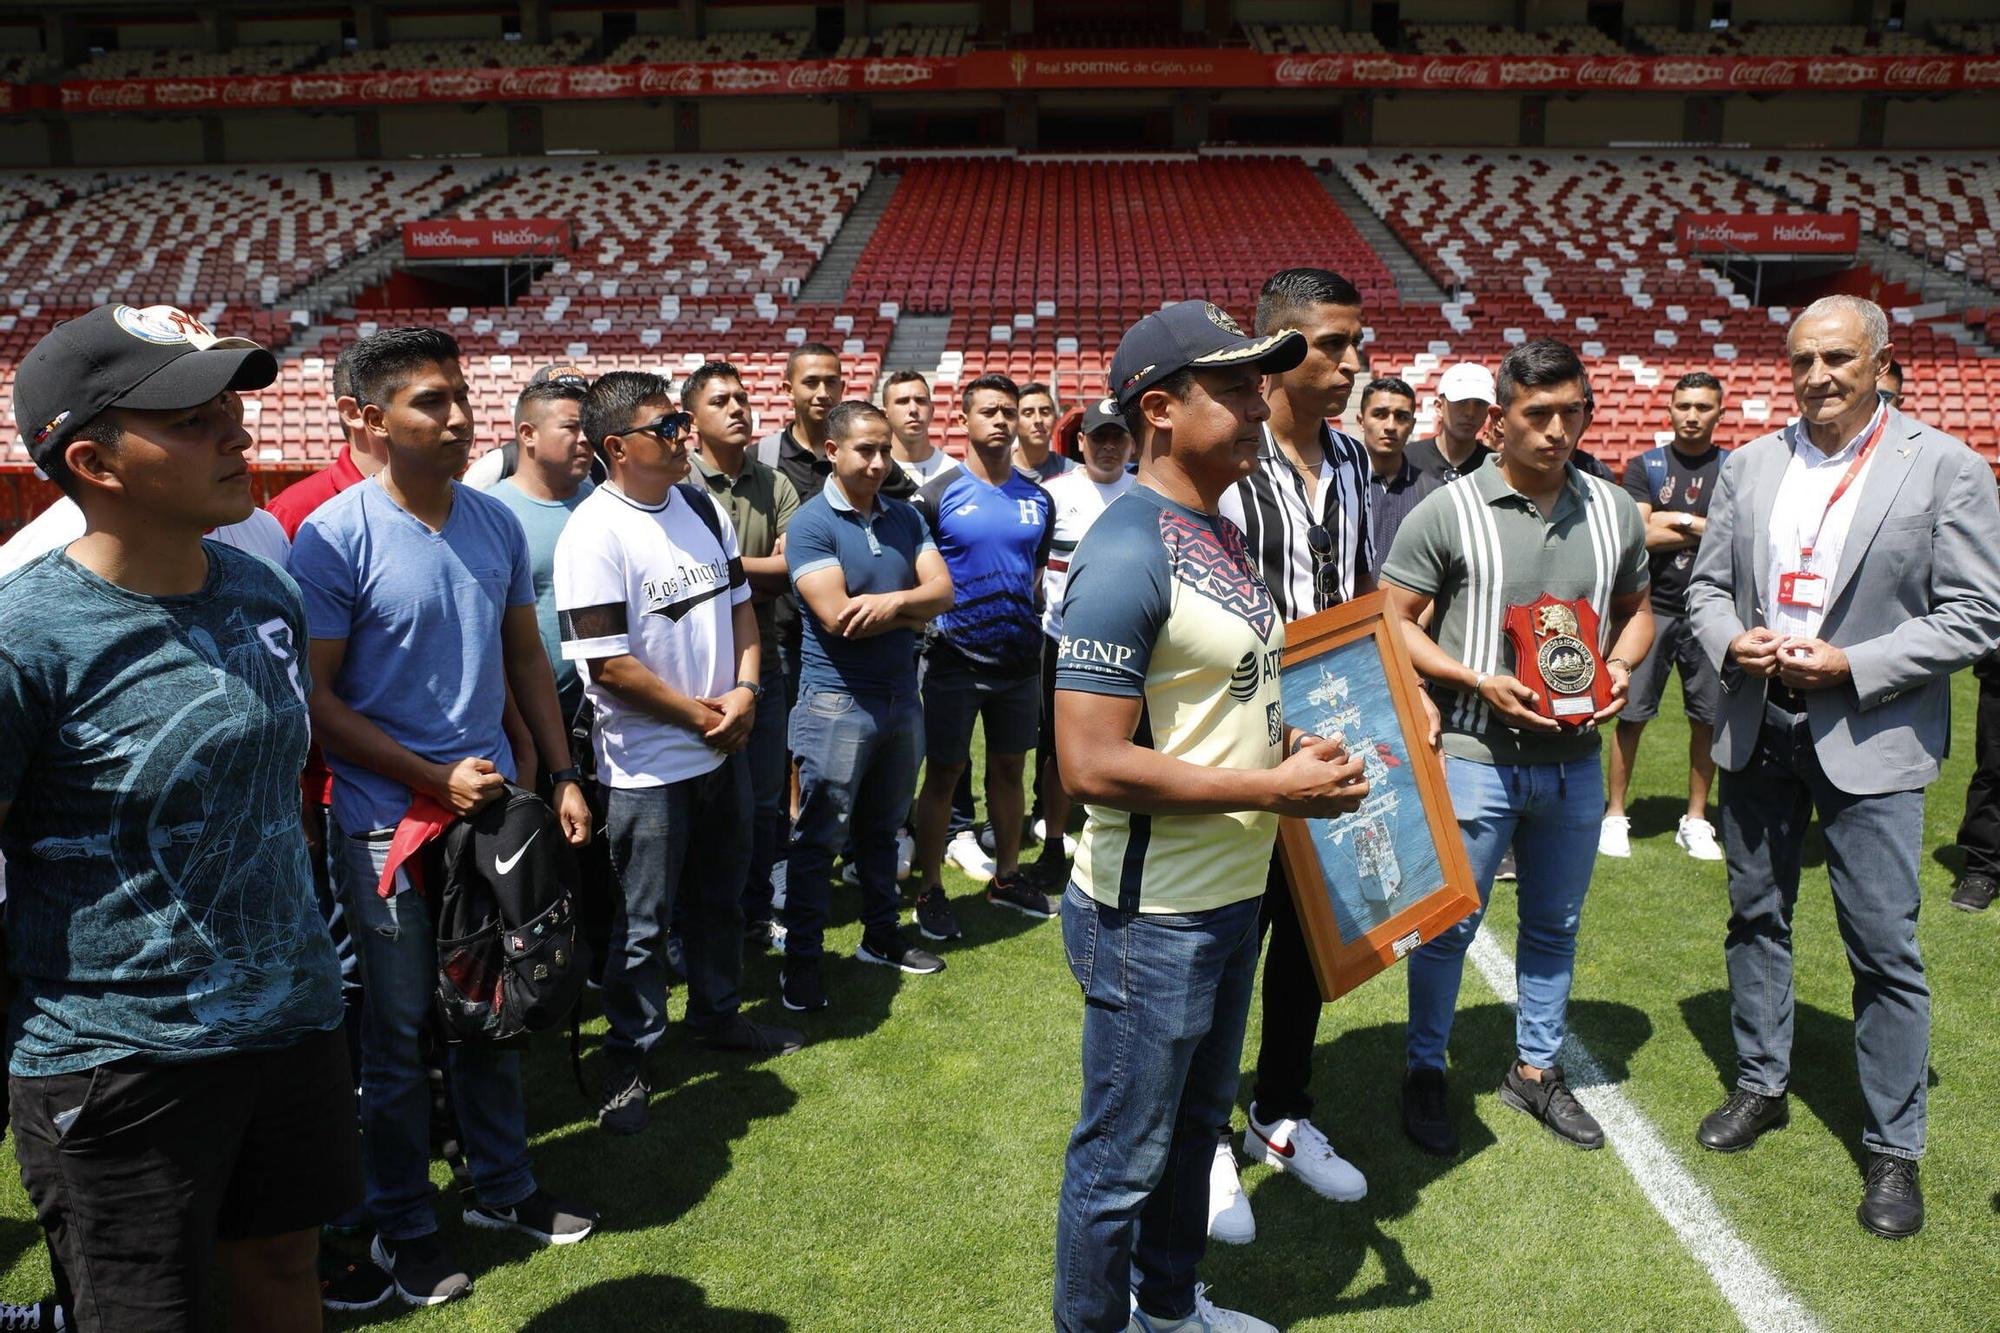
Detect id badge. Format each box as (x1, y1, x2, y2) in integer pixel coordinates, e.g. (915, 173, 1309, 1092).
(1777, 571, 1826, 609)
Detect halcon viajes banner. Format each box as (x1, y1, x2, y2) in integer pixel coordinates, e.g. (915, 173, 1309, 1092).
(1678, 213, 1861, 255)
(402, 218, 574, 259)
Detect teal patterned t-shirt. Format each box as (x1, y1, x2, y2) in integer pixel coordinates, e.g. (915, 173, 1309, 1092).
(0, 543, 344, 1077)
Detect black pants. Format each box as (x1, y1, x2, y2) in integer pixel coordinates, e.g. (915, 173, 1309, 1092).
(1957, 664, 2000, 880)
(1249, 853, 1323, 1122)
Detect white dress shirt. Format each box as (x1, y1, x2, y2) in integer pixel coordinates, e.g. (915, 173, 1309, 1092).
(1762, 403, 1886, 641)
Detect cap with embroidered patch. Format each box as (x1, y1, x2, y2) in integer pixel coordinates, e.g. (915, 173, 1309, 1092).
(13, 303, 277, 473)
(1080, 397, 1127, 436)
(528, 362, 591, 388)
(1107, 300, 1307, 411)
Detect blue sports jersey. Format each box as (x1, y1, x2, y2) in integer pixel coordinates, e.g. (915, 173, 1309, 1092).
(915, 466, 1053, 678)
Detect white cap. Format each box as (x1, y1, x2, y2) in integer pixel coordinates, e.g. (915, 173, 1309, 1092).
(1437, 362, 1496, 404)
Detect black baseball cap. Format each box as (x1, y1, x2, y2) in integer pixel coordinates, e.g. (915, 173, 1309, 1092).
(528, 362, 591, 388)
(14, 303, 277, 473)
(1080, 397, 1127, 436)
(1108, 300, 1307, 411)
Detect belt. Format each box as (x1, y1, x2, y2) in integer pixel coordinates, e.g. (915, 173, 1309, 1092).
(1766, 681, 1809, 713)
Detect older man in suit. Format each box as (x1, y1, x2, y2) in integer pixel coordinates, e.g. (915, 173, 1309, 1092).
(1685, 294, 2000, 1240)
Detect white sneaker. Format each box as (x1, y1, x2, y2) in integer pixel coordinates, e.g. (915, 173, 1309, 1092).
(1598, 814, 1632, 858)
(1676, 815, 1724, 862)
(946, 829, 996, 882)
(1126, 1284, 1278, 1333)
(1241, 1108, 1367, 1202)
(1206, 1138, 1256, 1245)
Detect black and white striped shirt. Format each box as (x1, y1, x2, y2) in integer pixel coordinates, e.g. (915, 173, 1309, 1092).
(1219, 422, 1374, 621)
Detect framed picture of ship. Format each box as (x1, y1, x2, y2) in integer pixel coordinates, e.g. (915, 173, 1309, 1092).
(1275, 592, 1481, 1001)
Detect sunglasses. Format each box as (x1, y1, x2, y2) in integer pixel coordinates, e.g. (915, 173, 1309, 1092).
(623, 411, 692, 444)
(1305, 524, 1341, 601)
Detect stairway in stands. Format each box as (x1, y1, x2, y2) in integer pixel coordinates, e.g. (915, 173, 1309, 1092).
(798, 170, 900, 303)
(879, 313, 955, 379)
(1319, 169, 1452, 305)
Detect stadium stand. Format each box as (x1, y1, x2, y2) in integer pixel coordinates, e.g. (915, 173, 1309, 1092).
(0, 52, 60, 82)
(1014, 22, 1212, 49)
(71, 43, 319, 78)
(1406, 24, 1625, 56)
(1936, 21, 2000, 52)
(1243, 24, 1384, 54)
(834, 27, 972, 59)
(1739, 153, 1999, 289)
(1633, 23, 1944, 55)
(316, 36, 592, 73)
(603, 31, 812, 64)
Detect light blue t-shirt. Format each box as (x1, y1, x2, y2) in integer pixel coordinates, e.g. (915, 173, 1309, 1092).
(0, 544, 344, 1076)
(491, 477, 593, 719)
(289, 478, 536, 834)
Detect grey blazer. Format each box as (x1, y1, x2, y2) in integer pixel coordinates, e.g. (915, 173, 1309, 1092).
(1685, 408, 2000, 796)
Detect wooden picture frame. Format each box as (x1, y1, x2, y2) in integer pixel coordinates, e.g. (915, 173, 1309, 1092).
(1275, 591, 1481, 1001)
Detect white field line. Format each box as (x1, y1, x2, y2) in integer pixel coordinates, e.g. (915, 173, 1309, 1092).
(1466, 929, 1824, 1333)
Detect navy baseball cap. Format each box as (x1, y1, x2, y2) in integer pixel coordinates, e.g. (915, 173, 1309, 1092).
(1108, 300, 1307, 411)
(1080, 397, 1127, 436)
(13, 304, 276, 473)
(528, 362, 591, 389)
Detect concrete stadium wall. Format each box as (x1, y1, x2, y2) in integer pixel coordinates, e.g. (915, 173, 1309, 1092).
(870, 3, 981, 30)
(707, 6, 818, 34)
(387, 14, 504, 42)
(1374, 95, 1523, 145)
(1546, 95, 1685, 145)
(237, 18, 344, 47)
(1885, 97, 2000, 147)
(544, 103, 684, 154)
(110, 22, 204, 50)
(1722, 96, 1864, 146)
(699, 98, 839, 149)
(69, 116, 203, 164)
(222, 113, 358, 163)
(376, 106, 511, 156)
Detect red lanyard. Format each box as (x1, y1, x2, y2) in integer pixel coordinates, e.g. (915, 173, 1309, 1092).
(1798, 411, 1887, 561)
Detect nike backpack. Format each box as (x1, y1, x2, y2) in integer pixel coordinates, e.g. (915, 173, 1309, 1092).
(430, 783, 590, 1045)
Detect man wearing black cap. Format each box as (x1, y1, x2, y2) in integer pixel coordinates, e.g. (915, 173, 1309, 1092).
(1051, 299, 1368, 1333)
(0, 304, 360, 1328)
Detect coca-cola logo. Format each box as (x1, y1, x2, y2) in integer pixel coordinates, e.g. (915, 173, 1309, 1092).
(1966, 58, 2000, 85)
(863, 61, 934, 87)
(710, 65, 780, 92)
(1729, 60, 1799, 87)
(497, 68, 565, 98)
(1422, 59, 1492, 86)
(785, 63, 851, 92)
(358, 74, 423, 101)
(567, 67, 634, 95)
(1882, 58, 1953, 88)
(1349, 57, 1418, 82)
(638, 65, 704, 95)
(1654, 60, 1726, 86)
(1576, 58, 1644, 87)
(1803, 60, 1869, 87)
(86, 82, 150, 108)
(289, 77, 350, 102)
(151, 80, 216, 105)
(221, 79, 286, 105)
(1273, 56, 1348, 85)
(1498, 60, 1565, 85)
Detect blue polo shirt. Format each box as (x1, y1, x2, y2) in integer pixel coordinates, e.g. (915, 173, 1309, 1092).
(787, 483, 935, 697)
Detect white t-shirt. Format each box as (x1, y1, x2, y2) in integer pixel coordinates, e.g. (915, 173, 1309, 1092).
(554, 481, 750, 788)
(897, 447, 960, 484)
(0, 499, 290, 578)
(1041, 468, 1135, 638)
(462, 447, 507, 491)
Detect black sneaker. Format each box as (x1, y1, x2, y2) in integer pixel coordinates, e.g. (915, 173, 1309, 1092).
(693, 1012, 805, 1058)
(464, 1188, 598, 1245)
(1951, 874, 1997, 912)
(856, 931, 946, 974)
(987, 871, 1055, 919)
(1401, 1066, 1459, 1156)
(596, 1064, 650, 1136)
(1858, 1152, 1924, 1239)
(1498, 1063, 1604, 1150)
(781, 955, 829, 1012)
(319, 1250, 394, 1312)
(370, 1233, 472, 1307)
(0, 1300, 64, 1329)
(914, 884, 962, 941)
(1494, 849, 1518, 882)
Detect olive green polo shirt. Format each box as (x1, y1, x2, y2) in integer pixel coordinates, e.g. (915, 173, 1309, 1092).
(691, 449, 801, 649)
(1380, 460, 1648, 766)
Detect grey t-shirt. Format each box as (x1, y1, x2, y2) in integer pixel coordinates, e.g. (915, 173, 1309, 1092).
(0, 544, 344, 1076)
(1380, 462, 1649, 766)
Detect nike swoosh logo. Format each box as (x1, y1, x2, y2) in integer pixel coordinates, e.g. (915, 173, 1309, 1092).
(496, 828, 540, 876)
(1252, 1126, 1295, 1159)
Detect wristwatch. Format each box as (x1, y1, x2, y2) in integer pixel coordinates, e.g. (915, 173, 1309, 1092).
(733, 678, 763, 699)
(548, 766, 582, 787)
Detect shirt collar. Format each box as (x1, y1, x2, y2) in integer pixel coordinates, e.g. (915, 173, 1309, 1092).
(1789, 400, 1886, 464)
(1257, 421, 1333, 474)
(1474, 455, 1587, 516)
(823, 479, 876, 517)
(691, 450, 740, 489)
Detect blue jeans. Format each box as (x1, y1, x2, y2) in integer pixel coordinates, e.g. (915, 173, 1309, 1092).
(1720, 705, 1930, 1158)
(784, 686, 921, 958)
(603, 756, 750, 1060)
(743, 658, 791, 926)
(337, 832, 535, 1241)
(1054, 885, 1262, 1333)
(1407, 755, 1602, 1072)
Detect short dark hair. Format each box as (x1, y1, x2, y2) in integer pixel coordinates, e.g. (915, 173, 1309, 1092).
(582, 370, 673, 455)
(1673, 371, 1724, 397)
(1017, 381, 1058, 409)
(1360, 376, 1416, 409)
(346, 327, 460, 409)
(514, 379, 585, 426)
(1255, 267, 1363, 336)
(45, 413, 121, 499)
(680, 360, 742, 409)
(1496, 338, 1587, 409)
(331, 346, 357, 402)
(1122, 368, 1195, 442)
(1883, 358, 1904, 379)
(961, 373, 1020, 415)
(881, 369, 930, 398)
(827, 400, 889, 443)
(785, 342, 840, 380)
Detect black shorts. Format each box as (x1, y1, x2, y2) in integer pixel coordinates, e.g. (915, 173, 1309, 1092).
(10, 1025, 362, 1327)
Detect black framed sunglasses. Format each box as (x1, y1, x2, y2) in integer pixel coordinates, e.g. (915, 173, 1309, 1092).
(624, 411, 692, 443)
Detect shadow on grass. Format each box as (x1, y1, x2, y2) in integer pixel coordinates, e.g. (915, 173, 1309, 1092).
(1623, 794, 1699, 842)
(1680, 988, 1872, 1172)
(0, 1217, 41, 1285)
(1211, 997, 1652, 1324)
(520, 1273, 787, 1331)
